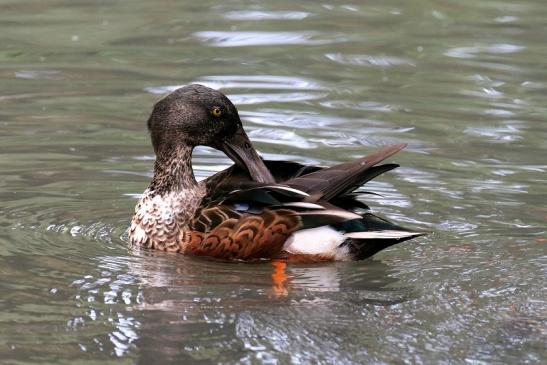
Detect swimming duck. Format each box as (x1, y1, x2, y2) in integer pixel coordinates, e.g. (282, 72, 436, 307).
(129, 84, 423, 262)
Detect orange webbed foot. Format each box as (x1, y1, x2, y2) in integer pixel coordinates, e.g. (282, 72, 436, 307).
(270, 260, 288, 297)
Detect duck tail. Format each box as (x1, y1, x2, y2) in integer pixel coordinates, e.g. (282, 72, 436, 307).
(336, 213, 426, 260)
(341, 233, 424, 260)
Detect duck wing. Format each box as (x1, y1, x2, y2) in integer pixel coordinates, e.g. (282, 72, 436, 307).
(192, 144, 423, 261)
(202, 160, 320, 193)
(200, 160, 321, 207)
(186, 181, 423, 261)
(285, 144, 406, 201)
(185, 184, 361, 260)
(203, 146, 401, 204)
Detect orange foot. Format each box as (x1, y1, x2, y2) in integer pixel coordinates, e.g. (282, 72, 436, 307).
(271, 260, 288, 296)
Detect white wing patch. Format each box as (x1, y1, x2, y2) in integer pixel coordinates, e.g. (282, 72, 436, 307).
(283, 226, 351, 260)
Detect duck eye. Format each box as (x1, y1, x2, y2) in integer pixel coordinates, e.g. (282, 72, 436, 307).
(211, 107, 222, 118)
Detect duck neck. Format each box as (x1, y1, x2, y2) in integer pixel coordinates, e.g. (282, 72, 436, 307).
(149, 144, 198, 195)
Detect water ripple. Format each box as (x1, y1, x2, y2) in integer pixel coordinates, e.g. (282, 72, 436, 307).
(240, 110, 345, 128)
(467, 178, 528, 194)
(325, 53, 415, 67)
(194, 31, 340, 47)
(445, 43, 525, 59)
(15, 70, 62, 80)
(247, 128, 316, 149)
(464, 122, 524, 142)
(224, 10, 311, 21)
(194, 75, 326, 91)
(144, 75, 327, 105)
(320, 99, 405, 113)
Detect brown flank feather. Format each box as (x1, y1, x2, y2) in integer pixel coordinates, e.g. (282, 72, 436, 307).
(185, 209, 301, 260)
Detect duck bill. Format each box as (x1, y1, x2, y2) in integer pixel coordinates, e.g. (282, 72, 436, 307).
(222, 129, 275, 184)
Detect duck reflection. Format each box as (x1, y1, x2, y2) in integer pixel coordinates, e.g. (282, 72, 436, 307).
(126, 249, 409, 303)
(128, 253, 414, 363)
(67, 251, 414, 362)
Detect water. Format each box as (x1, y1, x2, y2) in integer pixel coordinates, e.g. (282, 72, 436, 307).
(1, 0, 546, 364)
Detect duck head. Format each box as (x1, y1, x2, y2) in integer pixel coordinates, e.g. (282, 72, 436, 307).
(147, 84, 274, 183)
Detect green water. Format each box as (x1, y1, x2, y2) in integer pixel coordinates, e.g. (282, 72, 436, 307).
(1, 1, 546, 364)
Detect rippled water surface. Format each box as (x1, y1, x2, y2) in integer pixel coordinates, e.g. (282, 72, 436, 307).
(1, 1, 546, 364)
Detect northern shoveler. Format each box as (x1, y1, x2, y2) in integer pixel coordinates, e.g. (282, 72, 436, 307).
(129, 84, 424, 262)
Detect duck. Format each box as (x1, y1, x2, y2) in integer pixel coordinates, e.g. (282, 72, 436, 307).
(129, 84, 424, 262)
